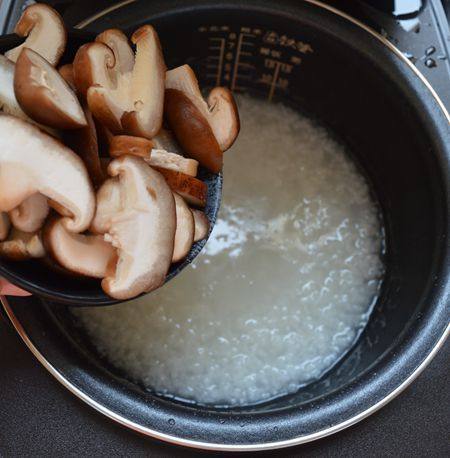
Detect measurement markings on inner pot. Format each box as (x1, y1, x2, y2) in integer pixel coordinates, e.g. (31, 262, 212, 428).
(200, 26, 314, 100)
(207, 37, 226, 86)
(231, 32, 257, 92)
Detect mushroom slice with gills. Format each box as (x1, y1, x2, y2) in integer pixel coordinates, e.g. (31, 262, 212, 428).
(0, 115, 95, 233)
(9, 193, 49, 233)
(109, 135, 154, 159)
(5, 4, 66, 66)
(165, 64, 240, 150)
(44, 219, 117, 278)
(14, 48, 87, 130)
(153, 167, 207, 208)
(152, 128, 183, 154)
(90, 178, 121, 234)
(192, 209, 210, 242)
(148, 149, 199, 177)
(164, 88, 223, 173)
(0, 228, 45, 261)
(64, 102, 105, 186)
(0, 213, 10, 241)
(74, 25, 165, 139)
(99, 155, 176, 300)
(172, 193, 194, 263)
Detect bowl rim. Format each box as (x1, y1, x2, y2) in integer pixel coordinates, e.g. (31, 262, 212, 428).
(1, 0, 449, 451)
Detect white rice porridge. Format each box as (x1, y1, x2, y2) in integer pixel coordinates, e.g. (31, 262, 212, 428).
(74, 95, 384, 406)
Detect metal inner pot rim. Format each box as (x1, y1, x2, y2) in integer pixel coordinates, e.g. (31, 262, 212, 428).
(2, 0, 449, 451)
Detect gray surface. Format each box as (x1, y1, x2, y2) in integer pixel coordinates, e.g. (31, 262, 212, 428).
(0, 314, 448, 457)
(0, 0, 449, 456)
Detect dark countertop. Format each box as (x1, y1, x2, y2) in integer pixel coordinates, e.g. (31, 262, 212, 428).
(0, 313, 448, 457)
(0, 1, 449, 456)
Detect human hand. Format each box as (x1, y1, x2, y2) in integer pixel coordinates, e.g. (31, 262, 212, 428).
(0, 278, 31, 296)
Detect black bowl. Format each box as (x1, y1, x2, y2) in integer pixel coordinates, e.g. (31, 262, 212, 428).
(0, 29, 222, 306)
(2, 0, 450, 451)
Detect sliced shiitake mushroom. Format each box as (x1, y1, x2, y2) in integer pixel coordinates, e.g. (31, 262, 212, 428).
(109, 135, 154, 159)
(9, 193, 49, 233)
(165, 65, 240, 172)
(14, 48, 87, 130)
(172, 193, 194, 263)
(90, 178, 121, 234)
(96, 155, 176, 299)
(149, 149, 198, 177)
(0, 213, 10, 241)
(109, 137, 198, 176)
(0, 55, 29, 119)
(192, 209, 210, 242)
(74, 25, 165, 139)
(5, 4, 67, 66)
(0, 54, 58, 136)
(0, 228, 45, 260)
(44, 219, 117, 278)
(95, 28, 134, 75)
(154, 167, 207, 207)
(0, 115, 95, 233)
(164, 88, 223, 173)
(166, 65, 239, 151)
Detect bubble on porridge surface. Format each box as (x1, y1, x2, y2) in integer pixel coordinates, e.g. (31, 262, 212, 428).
(73, 95, 384, 407)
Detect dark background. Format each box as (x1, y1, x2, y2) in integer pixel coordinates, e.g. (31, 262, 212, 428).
(0, 0, 449, 456)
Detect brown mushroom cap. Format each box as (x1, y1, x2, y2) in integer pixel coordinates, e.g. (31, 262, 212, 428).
(0, 228, 45, 260)
(9, 193, 49, 233)
(44, 218, 117, 279)
(0, 213, 10, 241)
(98, 155, 176, 300)
(109, 135, 154, 159)
(192, 209, 210, 242)
(165, 64, 240, 151)
(5, 4, 67, 66)
(148, 149, 199, 177)
(172, 193, 194, 263)
(164, 88, 223, 173)
(153, 166, 207, 207)
(90, 178, 121, 234)
(0, 115, 95, 233)
(14, 48, 87, 130)
(0, 55, 58, 136)
(74, 26, 165, 139)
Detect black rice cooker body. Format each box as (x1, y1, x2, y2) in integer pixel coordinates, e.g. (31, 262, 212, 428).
(2, 0, 449, 450)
